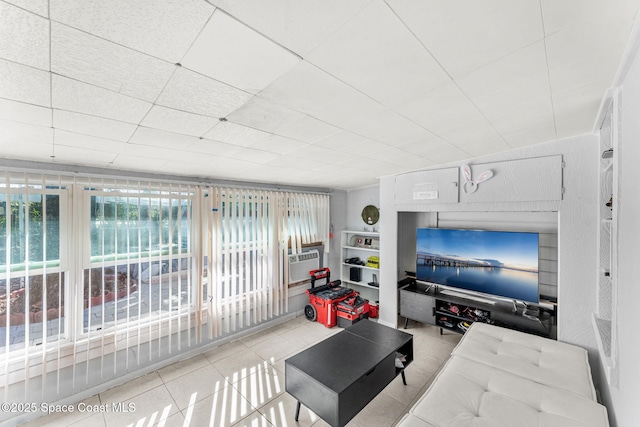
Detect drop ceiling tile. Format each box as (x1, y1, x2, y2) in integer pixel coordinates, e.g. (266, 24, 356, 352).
(204, 121, 271, 147)
(424, 143, 471, 165)
(53, 110, 137, 142)
(250, 135, 308, 155)
(395, 83, 484, 134)
(275, 115, 340, 144)
(485, 97, 555, 136)
(438, 118, 505, 148)
(4, 0, 48, 17)
(156, 67, 252, 118)
(0, 138, 52, 162)
(226, 96, 306, 134)
(182, 10, 301, 94)
(553, 81, 606, 137)
(208, 0, 372, 56)
(306, 1, 449, 107)
(0, 99, 51, 127)
(140, 106, 218, 137)
(339, 138, 390, 156)
(344, 109, 433, 146)
(263, 155, 311, 170)
(51, 23, 176, 103)
(184, 138, 245, 158)
(122, 142, 186, 161)
(0, 119, 53, 145)
(286, 144, 339, 161)
(455, 42, 549, 101)
(0, 59, 50, 107)
(387, 0, 543, 77)
(315, 94, 386, 131)
(460, 140, 511, 158)
(395, 134, 450, 157)
(541, 0, 640, 38)
(548, 50, 620, 95)
(130, 127, 200, 150)
(468, 73, 551, 117)
(52, 75, 152, 124)
(232, 147, 280, 164)
(504, 123, 557, 148)
(110, 154, 168, 171)
(362, 147, 428, 168)
(51, 144, 118, 167)
(0, 2, 49, 70)
(53, 128, 127, 150)
(313, 131, 379, 152)
(259, 61, 352, 115)
(49, 0, 214, 63)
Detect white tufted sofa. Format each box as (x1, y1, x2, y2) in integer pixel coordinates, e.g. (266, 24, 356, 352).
(397, 322, 609, 427)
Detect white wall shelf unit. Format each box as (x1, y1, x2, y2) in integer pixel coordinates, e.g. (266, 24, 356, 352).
(340, 231, 380, 297)
(594, 90, 620, 386)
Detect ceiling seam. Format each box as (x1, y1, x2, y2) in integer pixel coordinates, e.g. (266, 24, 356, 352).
(539, 0, 559, 140)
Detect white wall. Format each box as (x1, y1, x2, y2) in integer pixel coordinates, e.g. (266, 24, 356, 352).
(601, 19, 640, 427)
(379, 135, 598, 349)
(344, 185, 381, 231)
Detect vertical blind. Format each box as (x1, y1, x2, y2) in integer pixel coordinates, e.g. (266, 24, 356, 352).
(0, 173, 330, 405)
(205, 188, 330, 338)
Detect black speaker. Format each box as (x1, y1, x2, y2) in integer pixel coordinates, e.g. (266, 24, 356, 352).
(350, 267, 361, 282)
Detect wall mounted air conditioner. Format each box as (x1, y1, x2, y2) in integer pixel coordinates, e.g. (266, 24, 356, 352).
(288, 250, 320, 284)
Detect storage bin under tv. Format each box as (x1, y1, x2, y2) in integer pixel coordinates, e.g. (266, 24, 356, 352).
(399, 281, 554, 338)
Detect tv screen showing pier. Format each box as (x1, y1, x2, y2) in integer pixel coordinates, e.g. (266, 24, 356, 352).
(416, 228, 539, 303)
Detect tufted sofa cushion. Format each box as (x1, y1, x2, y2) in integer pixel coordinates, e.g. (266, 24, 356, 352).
(408, 356, 609, 427)
(451, 322, 596, 400)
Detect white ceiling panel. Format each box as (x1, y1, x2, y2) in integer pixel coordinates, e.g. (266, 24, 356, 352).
(1, 1, 637, 190)
(387, 0, 543, 78)
(53, 110, 137, 142)
(259, 61, 352, 116)
(51, 23, 176, 103)
(130, 127, 200, 150)
(184, 138, 245, 158)
(0, 2, 49, 70)
(344, 109, 433, 146)
(109, 154, 168, 171)
(49, 0, 214, 63)
(313, 131, 381, 152)
(485, 97, 555, 136)
(0, 120, 53, 145)
(0, 139, 52, 162)
(4, 0, 48, 17)
(52, 144, 118, 167)
(250, 135, 308, 155)
(504, 123, 558, 148)
(0, 99, 51, 127)
(425, 144, 471, 165)
(182, 10, 301, 94)
(208, 0, 372, 56)
(204, 121, 271, 147)
(52, 75, 152, 124)
(140, 106, 218, 137)
(231, 147, 280, 164)
(226, 97, 306, 134)
(307, 1, 450, 107)
(438, 118, 505, 148)
(0, 59, 50, 107)
(275, 115, 340, 144)
(156, 67, 252, 118)
(462, 139, 512, 157)
(455, 42, 549, 102)
(396, 83, 484, 133)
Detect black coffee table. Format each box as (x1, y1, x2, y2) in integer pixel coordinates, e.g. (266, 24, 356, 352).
(285, 320, 413, 427)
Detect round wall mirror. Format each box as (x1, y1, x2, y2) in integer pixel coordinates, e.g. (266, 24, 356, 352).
(361, 205, 379, 225)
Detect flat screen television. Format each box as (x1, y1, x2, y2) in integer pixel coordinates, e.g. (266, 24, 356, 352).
(416, 228, 540, 304)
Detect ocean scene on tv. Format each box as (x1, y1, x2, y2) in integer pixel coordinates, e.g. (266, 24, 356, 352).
(416, 228, 540, 303)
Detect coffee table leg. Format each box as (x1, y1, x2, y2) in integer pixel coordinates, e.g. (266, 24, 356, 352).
(401, 370, 407, 385)
(295, 401, 301, 421)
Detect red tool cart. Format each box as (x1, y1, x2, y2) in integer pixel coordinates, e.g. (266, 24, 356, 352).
(304, 268, 377, 328)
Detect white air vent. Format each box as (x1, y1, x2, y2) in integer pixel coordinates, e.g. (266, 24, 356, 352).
(288, 250, 320, 284)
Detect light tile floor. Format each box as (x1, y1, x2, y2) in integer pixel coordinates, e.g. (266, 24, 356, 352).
(22, 317, 460, 427)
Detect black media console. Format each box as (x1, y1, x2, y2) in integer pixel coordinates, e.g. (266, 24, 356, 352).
(400, 281, 555, 339)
